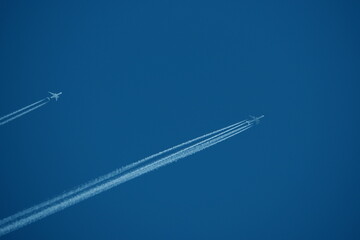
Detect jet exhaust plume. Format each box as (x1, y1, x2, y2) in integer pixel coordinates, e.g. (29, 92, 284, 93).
(0, 99, 48, 122)
(0, 117, 262, 236)
(0, 120, 248, 227)
(0, 91, 61, 126)
(0, 101, 49, 126)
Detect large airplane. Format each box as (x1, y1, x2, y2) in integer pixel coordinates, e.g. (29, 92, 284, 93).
(247, 115, 264, 125)
(48, 91, 62, 101)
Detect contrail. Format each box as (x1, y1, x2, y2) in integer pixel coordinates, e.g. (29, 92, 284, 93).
(0, 123, 252, 236)
(121, 120, 248, 171)
(0, 101, 49, 126)
(0, 120, 248, 227)
(0, 121, 250, 229)
(0, 99, 47, 122)
(0, 118, 261, 237)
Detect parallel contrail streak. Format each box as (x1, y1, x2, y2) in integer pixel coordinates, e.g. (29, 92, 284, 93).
(0, 120, 248, 227)
(0, 122, 253, 236)
(146, 125, 251, 172)
(0, 99, 47, 122)
(121, 120, 248, 171)
(0, 101, 49, 126)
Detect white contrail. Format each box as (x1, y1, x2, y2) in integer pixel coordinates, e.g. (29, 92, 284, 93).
(0, 124, 252, 236)
(146, 124, 252, 171)
(0, 120, 249, 228)
(0, 100, 49, 126)
(0, 99, 47, 122)
(121, 120, 248, 171)
(0, 121, 255, 236)
(0, 120, 248, 227)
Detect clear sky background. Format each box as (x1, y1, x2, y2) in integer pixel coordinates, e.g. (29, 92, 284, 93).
(0, 0, 359, 239)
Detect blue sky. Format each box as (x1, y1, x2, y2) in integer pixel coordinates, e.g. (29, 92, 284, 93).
(0, 1, 359, 239)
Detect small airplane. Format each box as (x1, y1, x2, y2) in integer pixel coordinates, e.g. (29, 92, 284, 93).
(48, 91, 62, 101)
(246, 115, 265, 125)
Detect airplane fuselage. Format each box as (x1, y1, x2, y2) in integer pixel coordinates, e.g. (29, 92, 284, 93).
(48, 92, 62, 101)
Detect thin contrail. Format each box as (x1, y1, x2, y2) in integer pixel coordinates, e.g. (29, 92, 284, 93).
(0, 120, 248, 227)
(121, 120, 248, 171)
(0, 101, 49, 126)
(0, 123, 252, 236)
(0, 99, 47, 122)
(0, 119, 260, 237)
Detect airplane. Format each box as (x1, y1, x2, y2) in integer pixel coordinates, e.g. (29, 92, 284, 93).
(48, 91, 62, 101)
(246, 115, 264, 125)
